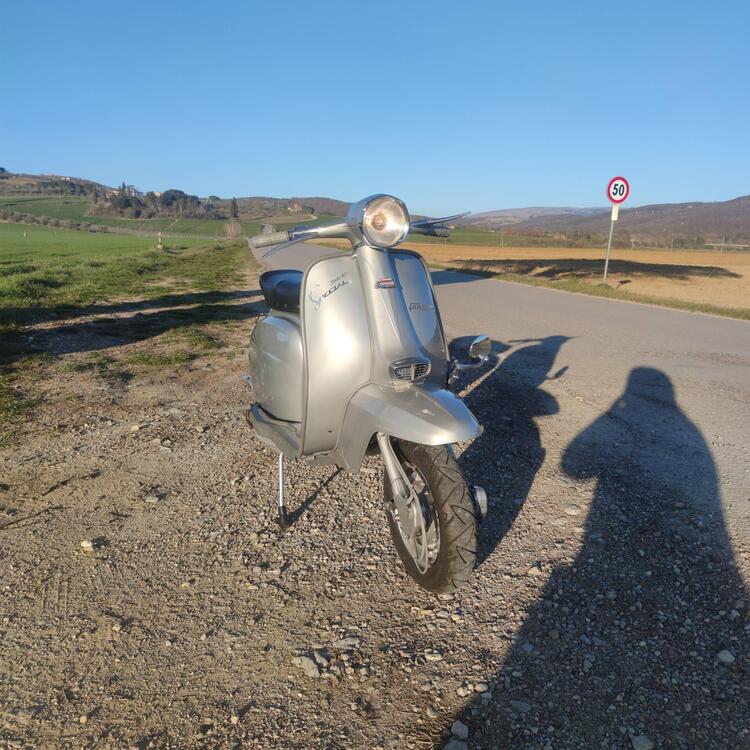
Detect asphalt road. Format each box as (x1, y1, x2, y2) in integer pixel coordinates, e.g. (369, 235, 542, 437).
(254, 241, 750, 554)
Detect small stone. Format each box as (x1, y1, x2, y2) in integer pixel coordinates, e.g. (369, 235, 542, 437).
(563, 504, 581, 516)
(79, 715, 88, 724)
(130, 424, 141, 432)
(474, 681, 489, 693)
(510, 700, 531, 714)
(444, 740, 467, 750)
(630, 735, 654, 750)
(292, 656, 320, 678)
(80, 540, 95, 553)
(717, 649, 735, 664)
(112, 623, 121, 633)
(527, 564, 544, 577)
(424, 651, 443, 662)
(313, 650, 330, 668)
(17, 706, 42, 725)
(451, 720, 469, 740)
(426, 706, 438, 719)
(230, 714, 240, 725)
(548, 629, 560, 640)
(333, 636, 362, 649)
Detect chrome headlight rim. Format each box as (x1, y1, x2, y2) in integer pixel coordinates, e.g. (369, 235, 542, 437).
(348, 194, 410, 249)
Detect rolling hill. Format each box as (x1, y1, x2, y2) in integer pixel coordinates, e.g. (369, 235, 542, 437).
(509, 195, 750, 242)
(2, 168, 748, 244)
(226, 195, 349, 219)
(457, 206, 605, 228)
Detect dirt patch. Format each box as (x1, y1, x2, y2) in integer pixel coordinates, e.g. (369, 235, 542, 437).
(408, 243, 750, 311)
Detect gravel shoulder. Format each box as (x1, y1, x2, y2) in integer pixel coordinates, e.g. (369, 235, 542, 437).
(1, 261, 748, 749)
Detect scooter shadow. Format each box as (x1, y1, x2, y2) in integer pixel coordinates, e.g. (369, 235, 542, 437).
(281, 468, 344, 528)
(449, 335, 571, 566)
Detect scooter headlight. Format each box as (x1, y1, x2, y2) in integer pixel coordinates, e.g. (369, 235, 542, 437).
(361, 196, 410, 248)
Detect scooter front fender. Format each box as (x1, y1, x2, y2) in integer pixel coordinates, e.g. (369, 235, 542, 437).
(338, 382, 482, 471)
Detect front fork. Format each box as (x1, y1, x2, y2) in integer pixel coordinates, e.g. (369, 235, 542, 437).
(377, 433, 420, 539)
(377, 432, 488, 523)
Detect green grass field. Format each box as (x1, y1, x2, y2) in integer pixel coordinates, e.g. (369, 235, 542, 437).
(0, 195, 90, 220)
(0, 223, 246, 319)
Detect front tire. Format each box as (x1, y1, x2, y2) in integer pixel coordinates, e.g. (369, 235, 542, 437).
(385, 440, 477, 593)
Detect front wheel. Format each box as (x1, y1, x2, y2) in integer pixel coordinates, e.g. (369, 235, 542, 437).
(384, 440, 477, 593)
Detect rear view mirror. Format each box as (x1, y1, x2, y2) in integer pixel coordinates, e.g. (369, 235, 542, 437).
(469, 335, 491, 362)
(448, 334, 493, 384)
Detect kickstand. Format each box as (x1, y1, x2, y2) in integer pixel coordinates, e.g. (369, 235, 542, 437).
(277, 452, 291, 530)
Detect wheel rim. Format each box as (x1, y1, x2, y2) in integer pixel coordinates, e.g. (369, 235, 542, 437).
(389, 459, 441, 574)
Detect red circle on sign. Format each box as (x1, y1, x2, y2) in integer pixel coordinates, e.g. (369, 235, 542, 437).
(607, 176, 630, 204)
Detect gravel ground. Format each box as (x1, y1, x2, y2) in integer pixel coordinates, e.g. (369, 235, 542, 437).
(1, 267, 747, 749)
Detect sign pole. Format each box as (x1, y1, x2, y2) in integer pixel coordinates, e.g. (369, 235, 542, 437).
(602, 204, 618, 284)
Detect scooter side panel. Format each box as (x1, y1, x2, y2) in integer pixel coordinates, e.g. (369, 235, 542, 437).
(248, 313, 304, 422)
(390, 249, 449, 385)
(301, 254, 372, 455)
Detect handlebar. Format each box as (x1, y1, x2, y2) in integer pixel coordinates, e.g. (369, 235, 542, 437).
(248, 230, 290, 250)
(247, 209, 464, 254)
(409, 225, 450, 238)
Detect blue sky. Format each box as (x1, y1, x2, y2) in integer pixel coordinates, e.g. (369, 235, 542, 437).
(3, 1, 749, 215)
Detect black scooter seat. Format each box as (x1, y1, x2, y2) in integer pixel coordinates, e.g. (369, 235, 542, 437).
(259, 269, 303, 314)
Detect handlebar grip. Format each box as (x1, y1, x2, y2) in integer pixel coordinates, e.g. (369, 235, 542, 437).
(248, 230, 290, 249)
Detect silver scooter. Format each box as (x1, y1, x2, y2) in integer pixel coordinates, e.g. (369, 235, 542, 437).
(246, 195, 491, 593)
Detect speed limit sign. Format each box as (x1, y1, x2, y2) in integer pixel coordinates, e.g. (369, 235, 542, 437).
(607, 176, 630, 204)
(602, 176, 630, 284)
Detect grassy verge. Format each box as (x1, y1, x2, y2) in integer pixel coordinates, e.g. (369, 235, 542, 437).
(435, 262, 750, 321)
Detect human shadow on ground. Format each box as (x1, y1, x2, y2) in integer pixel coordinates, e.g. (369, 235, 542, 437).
(449, 367, 748, 750)
(450, 335, 571, 567)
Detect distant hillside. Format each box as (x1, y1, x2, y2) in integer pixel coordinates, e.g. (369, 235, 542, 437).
(458, 206, 605, 228)
(0, 168, 106, 196)
(226, 195, 349, 218)
(0, 170, 220, 220)
(511, 195, 750, 243)
(0, 169, 349, 221)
